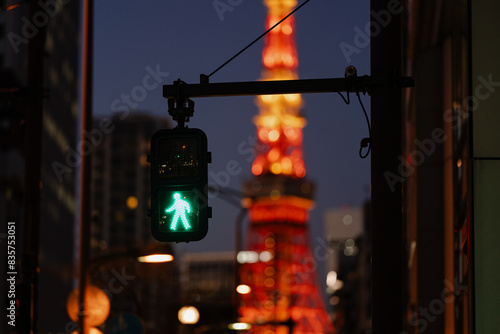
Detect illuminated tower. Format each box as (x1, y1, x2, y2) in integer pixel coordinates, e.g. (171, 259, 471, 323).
(238, 1, 335, 333)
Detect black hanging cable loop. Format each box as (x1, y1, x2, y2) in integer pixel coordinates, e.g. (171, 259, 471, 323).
(357, 91, 371, 158)
(336, 89, 370, 158)
(337, 91, 350, 105)
(205, 0, 312, 79)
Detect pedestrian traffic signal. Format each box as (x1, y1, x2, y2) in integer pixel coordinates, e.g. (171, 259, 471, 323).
(150, 128, 210, 242)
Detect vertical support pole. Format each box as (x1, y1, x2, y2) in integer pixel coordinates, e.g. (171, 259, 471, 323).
(20, 1, 46, 332)
(78, 1, 93, 333)
(234, 208, 246, 321)
(370, 0, 405, 333)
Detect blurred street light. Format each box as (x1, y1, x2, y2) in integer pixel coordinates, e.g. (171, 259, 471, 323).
(178, 306, 200, 325)
(66, 285, 110, 327)
(126, 196, 139, 209)
(136, 243, 175, 263)
(228, 322, 251, 330)
(236, 284, 251, 295)
(137, 253, 174, 263)
(68, 243, 175, 332)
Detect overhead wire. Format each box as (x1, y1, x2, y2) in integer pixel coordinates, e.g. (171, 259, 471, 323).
(205, 0, 372, 159)
(207, 0, 312, 79)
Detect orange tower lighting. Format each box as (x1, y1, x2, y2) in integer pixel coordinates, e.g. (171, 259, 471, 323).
(239, 1, 335, 333)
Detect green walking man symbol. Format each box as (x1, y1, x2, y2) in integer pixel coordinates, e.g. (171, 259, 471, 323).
(165, 193, 191, 230)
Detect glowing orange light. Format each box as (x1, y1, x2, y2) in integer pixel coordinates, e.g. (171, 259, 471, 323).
(263, 54, 275, 68)
(67, 286, 110, 327)
(282, 54, 294, 67)
(268, 129, 280, 142)
(249, 204, 309, 224)
(282, 24, 293, 35)
(265, 238, 275, 248)
(294, 164, 306, 178)
(290, 148, 302, 159)
(268, 17, 281, 28)
(264, 278, 275, 288)
(264, 300, 274, 309)
(240, 0, 335, 331)
(252, 164, 263, 176)
(267, 148, 280, 162)
(4, 3, 21, 11)
(126, 196, 138, 209)
(270, 162, 282, 174)
(281, 157, 292, 174)
(284, 93, 301, 106)
(258, 128, 269, 142)
(265, 266, 275, 276)
(262, 23, 298, 70)
(259, 94, 279, 104)
(284, 127, 299, 142)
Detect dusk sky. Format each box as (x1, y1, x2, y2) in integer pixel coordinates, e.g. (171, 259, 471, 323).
(92, 0, 371, 257)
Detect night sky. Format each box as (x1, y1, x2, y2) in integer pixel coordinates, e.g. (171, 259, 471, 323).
(92, 0, 371, 260)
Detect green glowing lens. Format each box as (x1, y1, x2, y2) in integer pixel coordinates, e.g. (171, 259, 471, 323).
(164, 192, 192, 231)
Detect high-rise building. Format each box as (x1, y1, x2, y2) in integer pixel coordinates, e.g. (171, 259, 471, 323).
(323, 205, 371, 334)
(88, 243, 179, 334)
(180, 251, 237, 331)
(90, 113, 179, 333)
(91, 113, 170, 250)
(1, 1, 81, 333)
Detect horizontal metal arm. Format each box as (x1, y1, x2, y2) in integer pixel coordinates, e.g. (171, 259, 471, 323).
(163, 75, 414, 100)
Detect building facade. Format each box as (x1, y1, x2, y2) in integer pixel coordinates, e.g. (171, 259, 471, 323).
(180, 251, 237, 333)
(323, 204, 371, 334)
(1, 1, 81, 332)
(402, 0, 500, 332)
(91, 113, 169, 250)
(89, 113, 178, 332)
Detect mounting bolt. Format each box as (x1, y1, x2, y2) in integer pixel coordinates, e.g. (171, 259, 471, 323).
(345, 66, 357, 78)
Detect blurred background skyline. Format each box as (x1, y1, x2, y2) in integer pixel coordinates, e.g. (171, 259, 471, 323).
(1, 0, 372, 332)
(92, 0, 371, 255)
(88, 2, 372, 332)
(2, 0, 491, 333)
